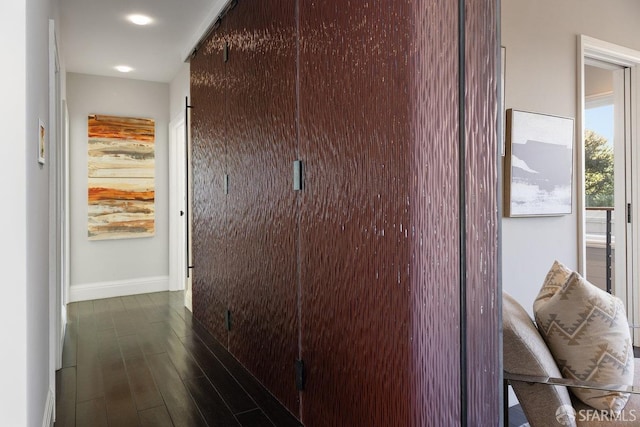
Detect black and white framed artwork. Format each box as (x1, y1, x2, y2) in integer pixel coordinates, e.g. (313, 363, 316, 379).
(504, 109, 574, 217)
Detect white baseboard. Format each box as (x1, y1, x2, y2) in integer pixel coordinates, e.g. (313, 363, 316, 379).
(184, 288, 192, 311)
(69, 276, 170, 302)
(42, 388, 54, 427)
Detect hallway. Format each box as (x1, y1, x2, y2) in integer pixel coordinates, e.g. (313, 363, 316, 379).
(54, 292, 301, 427)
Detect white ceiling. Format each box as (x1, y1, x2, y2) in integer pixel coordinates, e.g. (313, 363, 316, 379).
(59, 0, 229, 83)
(585, 64, 614, 98)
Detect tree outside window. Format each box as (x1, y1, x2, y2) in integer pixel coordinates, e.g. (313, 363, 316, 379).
(585, 129, 614, 208)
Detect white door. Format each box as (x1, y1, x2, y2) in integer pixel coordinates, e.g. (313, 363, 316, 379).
(169, 111, 192, 309)
(584, 63, 629, 295)
(581, 36, 640, 344)
(612, 65, 640, 344)
(169, 114, 186, 292)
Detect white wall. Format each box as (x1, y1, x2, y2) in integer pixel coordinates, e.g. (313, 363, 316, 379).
(0, 1, 28, 425)
(27, 0, 60, 425)
(67, 73, 170, 300)
(170, 62, 190, 121)
(502, 0, 640, 314)
(1, 0, 61, 424)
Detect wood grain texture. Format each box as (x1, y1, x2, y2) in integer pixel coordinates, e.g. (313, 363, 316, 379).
(138, 406, 173, 427)
(183, 376, 241, 426)
(408, 0, 462, 424)
(189, 0, 499, 425)
(298, 1, 414, 425)
(190, 4, 230, 346)
(55, 368, 76, 427)
(76, 398, 108, 427)
(190, 0, 300, 415)
(464, 0, 501, 423)
(57, 293, 295, 427)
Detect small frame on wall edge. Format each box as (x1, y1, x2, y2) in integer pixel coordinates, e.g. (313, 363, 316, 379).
(38, 119, 46, 165)
(504, 109, 574, 217)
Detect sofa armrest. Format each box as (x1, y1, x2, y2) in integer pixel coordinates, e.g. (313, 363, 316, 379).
(504, 371, 640, 395)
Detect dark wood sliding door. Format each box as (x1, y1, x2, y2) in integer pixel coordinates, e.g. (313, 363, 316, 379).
(190, 0, 500, 425)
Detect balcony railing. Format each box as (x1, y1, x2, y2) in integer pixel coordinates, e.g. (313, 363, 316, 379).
(586, 207, 613, 293)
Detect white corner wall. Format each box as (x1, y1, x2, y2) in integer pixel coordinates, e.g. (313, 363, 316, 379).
(0, 1, 28, 425)
(27, 0, 59, 425)
(501, 0, 640, 314)
(67, 73, 170, 301)
(170, 62, 190, 122)
(2, 0, 62, 425)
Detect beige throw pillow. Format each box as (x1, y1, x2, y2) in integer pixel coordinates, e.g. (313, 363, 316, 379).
(534, 266, 634, 414)
(533, 260, 573, 314)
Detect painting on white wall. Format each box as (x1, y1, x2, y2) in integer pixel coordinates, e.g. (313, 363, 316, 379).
(87, 114, 155, 240)
(504, 109, 574, 217)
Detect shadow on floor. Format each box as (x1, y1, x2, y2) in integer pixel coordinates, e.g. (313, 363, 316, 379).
(55, 291, 302, 427)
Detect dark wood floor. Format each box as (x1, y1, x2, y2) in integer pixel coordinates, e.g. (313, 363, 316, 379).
(55, 291, 302, 427)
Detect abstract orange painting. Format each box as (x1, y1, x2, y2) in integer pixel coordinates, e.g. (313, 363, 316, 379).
(88, 114, 155, 240)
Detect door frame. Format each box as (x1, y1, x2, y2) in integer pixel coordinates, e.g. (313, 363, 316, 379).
(578, 35, 640, 336)
(169, 111, 191, 307)
(48, 19, 64, 379)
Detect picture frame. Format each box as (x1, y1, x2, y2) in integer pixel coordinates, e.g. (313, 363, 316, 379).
(87, 114, 156, 240)
(504, 109, 574, 217)
(38, 119, 46, 165)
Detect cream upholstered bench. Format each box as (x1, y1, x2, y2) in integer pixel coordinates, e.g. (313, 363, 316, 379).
(503, 292, 640, 427)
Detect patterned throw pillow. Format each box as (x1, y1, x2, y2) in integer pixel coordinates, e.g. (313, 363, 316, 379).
(534, 265, 634, 414)
(533, 260, 573, 314)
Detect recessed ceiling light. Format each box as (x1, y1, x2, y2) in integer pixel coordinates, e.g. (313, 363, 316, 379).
(115, 65, 134, 73)
(127, 14, 153, 26)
